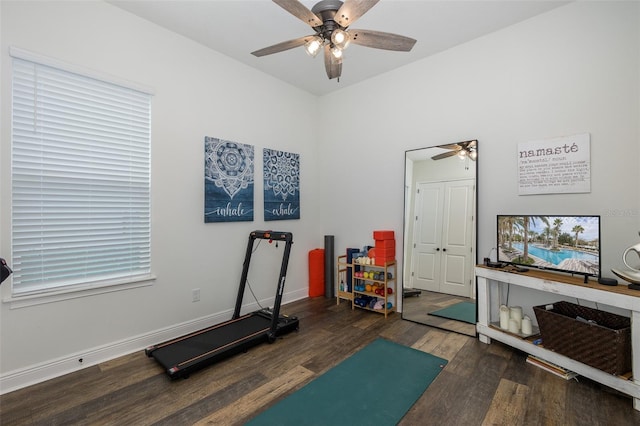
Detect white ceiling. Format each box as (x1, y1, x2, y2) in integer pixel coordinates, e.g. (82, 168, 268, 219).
(108, 0, 568, 96)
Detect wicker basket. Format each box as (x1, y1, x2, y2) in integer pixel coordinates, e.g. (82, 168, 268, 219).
(533, 301, 631, 375)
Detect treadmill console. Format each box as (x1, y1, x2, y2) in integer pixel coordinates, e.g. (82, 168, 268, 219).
(251, 230, 293, 242)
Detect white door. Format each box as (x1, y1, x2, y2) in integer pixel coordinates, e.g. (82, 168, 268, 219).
(410, 180, 475, 297)
(410, 182, 443, 292)
(440, 180, 475, 297)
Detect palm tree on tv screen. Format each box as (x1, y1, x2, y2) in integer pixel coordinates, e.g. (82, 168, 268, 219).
(522, 216, 549, 264)
(552, 217, 564, 250)
(499, 216, 519, 251)
(572, 224, 585, 248)
(543, 226, 552, 246)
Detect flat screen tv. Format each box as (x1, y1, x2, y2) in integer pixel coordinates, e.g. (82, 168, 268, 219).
(497, 215, 601, 279)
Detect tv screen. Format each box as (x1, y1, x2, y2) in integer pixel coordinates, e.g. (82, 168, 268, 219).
(497, 215, 601, 278)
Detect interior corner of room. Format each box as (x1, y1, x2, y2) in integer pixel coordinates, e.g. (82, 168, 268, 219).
(1, 0, 639, 420)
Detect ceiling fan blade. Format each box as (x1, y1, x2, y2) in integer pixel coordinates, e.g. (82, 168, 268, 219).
(456, 139, 477, 149)
(324, 44, 342, 80)
(273, 0, 323, 28)
(349, 29, 416, 51)
(431, 151, 459, 161)
(335, 0, 380, 27)
(251, 35, 314, 57)
(437, 143, 462, 151)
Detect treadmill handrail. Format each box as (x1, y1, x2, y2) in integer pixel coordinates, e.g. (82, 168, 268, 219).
(269, 239, 292, 337)
(232, 231, 294, 320)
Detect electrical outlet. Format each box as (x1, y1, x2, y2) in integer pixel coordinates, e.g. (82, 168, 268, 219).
(192, 288, 200, 302)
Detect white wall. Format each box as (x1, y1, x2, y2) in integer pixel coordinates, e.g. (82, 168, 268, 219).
(0, 0, 321, 391)
(1, 0, 638, 393)
(317, 1, 640, 296)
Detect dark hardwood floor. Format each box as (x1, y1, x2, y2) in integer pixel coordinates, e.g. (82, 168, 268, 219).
(1, 297, 639, 425)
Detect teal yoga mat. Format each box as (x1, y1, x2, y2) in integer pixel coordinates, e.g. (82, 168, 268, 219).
(246, 338, 447, 426)
(429, 301, 477, 324)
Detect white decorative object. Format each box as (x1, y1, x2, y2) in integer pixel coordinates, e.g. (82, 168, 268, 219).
(521, 315, 533, 335)
(510, 306, 523, 330)
(499, 305, 510, 330)
(508, 319, 520, 334)
(612, 240, 640, 284)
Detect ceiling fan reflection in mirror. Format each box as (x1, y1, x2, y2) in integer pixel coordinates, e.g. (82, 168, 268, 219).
(251, 0, 417, 80)
(431, 140, 478, 161)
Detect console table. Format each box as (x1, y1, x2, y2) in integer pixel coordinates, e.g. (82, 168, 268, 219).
(476, 265, 640, 411)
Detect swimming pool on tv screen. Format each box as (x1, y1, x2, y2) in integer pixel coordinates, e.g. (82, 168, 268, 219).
(511, 242, 598, 267)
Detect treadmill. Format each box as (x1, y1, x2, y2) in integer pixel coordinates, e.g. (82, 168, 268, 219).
(145, 230, 299, 379)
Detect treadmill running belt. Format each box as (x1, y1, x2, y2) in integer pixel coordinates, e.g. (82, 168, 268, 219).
(150, 314, 272, 374)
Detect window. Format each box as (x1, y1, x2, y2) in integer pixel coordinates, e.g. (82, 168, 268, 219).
(10, 48, 153, 297)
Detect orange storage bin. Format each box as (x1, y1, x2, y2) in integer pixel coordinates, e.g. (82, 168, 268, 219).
(375, 257, 394, 266)
(375, 239, 396, 249)
(375, 247, 396, 258)
(308, 248, 325, 297)
(373, 230, 394, 240)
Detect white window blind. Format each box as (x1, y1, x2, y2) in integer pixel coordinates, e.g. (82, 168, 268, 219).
(11, 53, 152, 296)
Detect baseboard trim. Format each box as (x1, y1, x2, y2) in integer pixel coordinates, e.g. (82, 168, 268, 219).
(0, 291, 307, 395)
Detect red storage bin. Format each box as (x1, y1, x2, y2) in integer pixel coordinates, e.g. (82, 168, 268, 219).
(375, 239, 396, 249)
(375, 257, 394, 266)
(308, 249, 325, 297)
(374, 246, 396, 259)
(373, 230, 394, 240)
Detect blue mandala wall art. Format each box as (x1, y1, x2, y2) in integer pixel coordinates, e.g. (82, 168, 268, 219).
(204, 137, 254, 223)
(263, 148, 300, 221)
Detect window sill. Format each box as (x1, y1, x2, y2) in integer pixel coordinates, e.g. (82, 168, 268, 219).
(2, 274, 156, 309)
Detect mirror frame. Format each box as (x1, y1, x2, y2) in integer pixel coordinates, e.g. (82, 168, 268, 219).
(401, 141, 479, 336)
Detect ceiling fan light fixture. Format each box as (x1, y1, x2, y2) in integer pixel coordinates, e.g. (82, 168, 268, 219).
(330, 45, 343, 60)
(331, 28, 351, 50)
(457, 150, 468, 159)
(469, 149, 477, 160)
(305, 36, 324, 57)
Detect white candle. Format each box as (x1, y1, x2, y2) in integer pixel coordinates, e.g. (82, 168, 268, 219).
(499, 305, 510, 330)
(508, 319, 520, 334)
(510, 306, 523, 330)
(521, 315, 533, 335)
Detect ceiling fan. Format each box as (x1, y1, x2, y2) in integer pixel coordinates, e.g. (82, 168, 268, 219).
(431, 140, 478, 161)
(251, 0, 417, 80)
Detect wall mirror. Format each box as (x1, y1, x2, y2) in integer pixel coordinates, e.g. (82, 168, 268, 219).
(402, 141, 478, 336)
